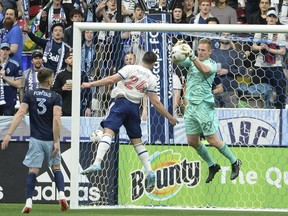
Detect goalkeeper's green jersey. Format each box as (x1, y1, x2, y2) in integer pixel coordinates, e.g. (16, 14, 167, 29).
(179, 57, 217, 104)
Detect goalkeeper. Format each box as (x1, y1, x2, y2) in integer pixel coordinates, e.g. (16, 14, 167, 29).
(172, 39, 241, 183)
(81, 51, 178, 192)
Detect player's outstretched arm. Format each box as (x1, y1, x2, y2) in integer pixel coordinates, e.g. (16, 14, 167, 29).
(148, 92, 178, 126)
(81, 74, 122, 89)
(1, 103, 28, 150)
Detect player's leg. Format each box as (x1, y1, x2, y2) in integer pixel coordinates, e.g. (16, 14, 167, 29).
(202, 101, 242, 181)
(130, 138, 155, 192)
(22, 167, 40, 214)
(22, 137, 44, 213)
(51, 164, 69, 211)
(185, 102, 220, 183)
(81, 128, 114, 174)
(82, 100, 125, 174)
(125, 100, 155, 192)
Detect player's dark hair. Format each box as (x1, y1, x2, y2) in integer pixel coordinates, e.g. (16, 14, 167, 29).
(142, 51, 157, 64)
(37, 68, 53, 84)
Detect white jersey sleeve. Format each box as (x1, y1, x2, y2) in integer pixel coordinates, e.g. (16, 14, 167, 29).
(111, 65, 157, 104)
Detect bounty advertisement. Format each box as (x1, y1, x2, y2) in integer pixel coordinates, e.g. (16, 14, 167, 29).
(118, 145, 288, 209)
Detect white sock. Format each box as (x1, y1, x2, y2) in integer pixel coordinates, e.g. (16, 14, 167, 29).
(25, 198, 32, 208)
(133, 143, 152, 172)
(58, 191, 65, 200)
(93, 133, 112, 166)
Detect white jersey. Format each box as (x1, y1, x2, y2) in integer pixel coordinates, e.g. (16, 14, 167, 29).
(111, 65, 158, 104)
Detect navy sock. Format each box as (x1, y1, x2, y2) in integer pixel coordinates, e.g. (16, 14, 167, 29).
(53, 169, 64, 192)
(26, 172, 36, 199)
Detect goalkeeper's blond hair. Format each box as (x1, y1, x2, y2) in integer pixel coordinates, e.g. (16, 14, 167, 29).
(198, 38, 212, 51)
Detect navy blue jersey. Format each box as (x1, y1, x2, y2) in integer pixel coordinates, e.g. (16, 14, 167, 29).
(22, 88, 62, 141)
(1, 59, 22, 107)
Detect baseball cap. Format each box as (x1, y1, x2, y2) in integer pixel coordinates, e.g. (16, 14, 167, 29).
(32, 50, 43, 58)
(267, 7, 278, 17)
(0, 43, 10, 50)
(65, 51, 73, 59)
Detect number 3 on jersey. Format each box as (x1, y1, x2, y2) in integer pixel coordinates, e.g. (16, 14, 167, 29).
(36, 98, 47, 115)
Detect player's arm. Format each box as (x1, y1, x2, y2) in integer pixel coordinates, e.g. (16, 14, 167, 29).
(1, 103, 28, 150)
(52, 105, 62, 157)
(147, 92, 178, 126)
(81, 73, 122, 89)
(192, 58, 211, 74)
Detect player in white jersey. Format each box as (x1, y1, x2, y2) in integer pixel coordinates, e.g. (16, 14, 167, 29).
(81, 51, 178, 192)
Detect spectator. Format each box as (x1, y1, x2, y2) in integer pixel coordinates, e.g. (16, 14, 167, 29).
(211, 0, 237, 24)
(2, 0, 23, 18)
(252, 7, 287, 109)
(82, 30, 96, 82)
(63, 9, 84, 47)
(73, 0, 87, 16)
(249, 0, 271, 24)
(182, 0, 195, 23)
(61, 0, 77, 27)
(246, 0, 260, 24)
(52, 51, 92, 116)
(121, 4, 146, 64)
(77, 0, 99, 22)
(1, 7, 23, 69)
(0, 42, 22, 116)
(170, 4, 192, 116)
(39, 0, 66, 37)
(20, 50, 44, 101)
(211, 32, 246, 108)
(190, 0, 214, 24)
(23, 22, 71, 76)
(94, 0, 123, 116)
(0, 2, 4, 29)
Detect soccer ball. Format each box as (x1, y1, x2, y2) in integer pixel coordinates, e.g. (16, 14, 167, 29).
(171, 45, 188, 63)
(90, 130, 103, 143)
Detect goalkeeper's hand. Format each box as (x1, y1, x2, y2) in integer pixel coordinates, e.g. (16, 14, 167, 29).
(188, 48, 197, 62)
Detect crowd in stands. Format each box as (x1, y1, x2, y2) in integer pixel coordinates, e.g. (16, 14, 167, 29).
(0, 0, 287, 117)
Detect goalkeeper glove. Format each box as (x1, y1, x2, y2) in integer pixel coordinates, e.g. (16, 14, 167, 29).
(188, 49, 197, 62)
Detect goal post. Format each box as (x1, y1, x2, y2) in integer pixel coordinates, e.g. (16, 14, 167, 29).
(70, 22, 288, 210)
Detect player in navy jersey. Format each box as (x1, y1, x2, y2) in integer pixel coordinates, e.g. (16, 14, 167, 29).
(1, 68, 69, 213)
(81, 51, 178, 193)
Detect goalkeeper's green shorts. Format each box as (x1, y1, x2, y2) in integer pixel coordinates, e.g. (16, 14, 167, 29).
(184, 101, 219, 136)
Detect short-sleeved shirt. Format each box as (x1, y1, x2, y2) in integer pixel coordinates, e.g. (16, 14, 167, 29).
(22, 88, 62, 141)
(180, 58, 217, 104)
(3, 23, 23, 68)
(0, 59, 22, 107)
(111, 65, 158, 104)
(254, 33, 286, 67)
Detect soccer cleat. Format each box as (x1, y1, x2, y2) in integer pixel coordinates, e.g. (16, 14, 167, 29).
(146, 171, 156, 193)
(21, 207, 32, 214)
(206, 164, 221, 183)
(81, 164, 102, 175)
(59, 199, 69, 211)
(230, 159, 242, 180)
(21, 198, 32, 214)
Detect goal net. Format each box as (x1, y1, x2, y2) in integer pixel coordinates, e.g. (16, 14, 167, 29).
(70, 18, 288, 211)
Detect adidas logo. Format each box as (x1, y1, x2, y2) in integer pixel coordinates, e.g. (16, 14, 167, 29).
(34, 148, 100, 202)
